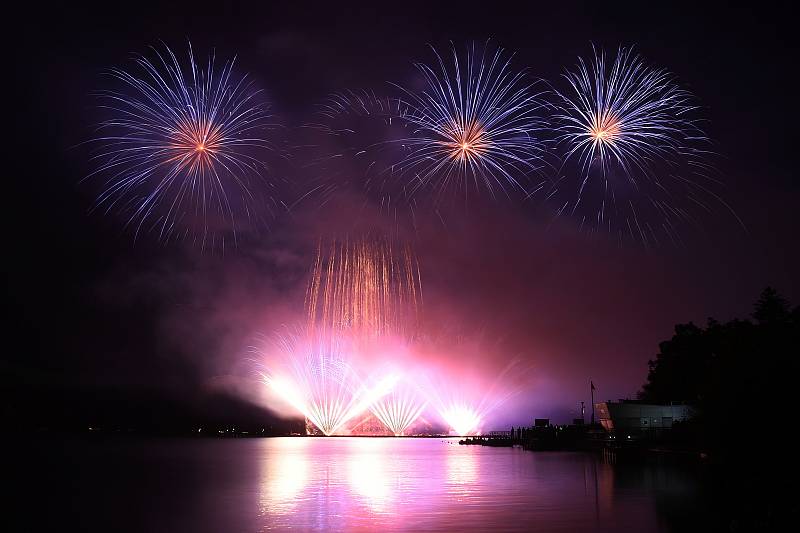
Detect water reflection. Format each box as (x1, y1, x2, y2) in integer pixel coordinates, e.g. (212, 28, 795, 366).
(446, 447, 479, 495)
(248, 437, 699, 531)
(258, 437, 309, 516)
(596, 459, 616, 517)
(16, 436, 717, 532)
(347, 438, 393, 513)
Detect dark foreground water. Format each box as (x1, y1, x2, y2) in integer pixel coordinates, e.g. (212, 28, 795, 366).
(13, 437, 714, 532)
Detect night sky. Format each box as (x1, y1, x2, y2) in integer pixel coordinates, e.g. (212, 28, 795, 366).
(6, 3, 798, 429)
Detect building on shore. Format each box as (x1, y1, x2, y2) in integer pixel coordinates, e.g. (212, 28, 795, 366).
(595, 400, 693, 437)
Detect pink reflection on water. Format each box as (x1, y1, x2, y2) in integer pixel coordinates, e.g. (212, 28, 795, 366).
(258, 437, 310, 516)
(347, 438, 394, 513)
(446, 447, 479, 495)
(254, 437, 665, 532)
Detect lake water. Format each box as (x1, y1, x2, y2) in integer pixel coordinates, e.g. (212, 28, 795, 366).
(14, 437, 712, 532)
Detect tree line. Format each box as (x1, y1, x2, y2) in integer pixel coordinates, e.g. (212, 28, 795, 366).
(639, 287, 798, 457)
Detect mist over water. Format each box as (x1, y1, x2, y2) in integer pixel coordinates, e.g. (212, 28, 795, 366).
(13, 437, 709, 532)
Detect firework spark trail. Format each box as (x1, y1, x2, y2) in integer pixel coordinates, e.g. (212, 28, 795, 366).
(370, 379, 427, 436)
(88, 42, 273, 246)
(394, 42, 549, 201)
(314, 90, 411, 132)
(551, 46, 739, 244)
(259, 333, 395, 435)
(305, 236, 422, 344)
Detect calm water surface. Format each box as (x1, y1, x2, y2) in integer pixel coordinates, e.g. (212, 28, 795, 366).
(16, 437, 709, 532)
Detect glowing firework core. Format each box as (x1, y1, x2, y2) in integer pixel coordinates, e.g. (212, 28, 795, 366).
(441, 405, 482, 436)
(170, 119, 221, 167)
(589, 112, 621, 144)
(443, 121, 488, 163)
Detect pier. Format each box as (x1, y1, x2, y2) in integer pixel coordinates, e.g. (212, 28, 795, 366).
(460, 422, 607, 451)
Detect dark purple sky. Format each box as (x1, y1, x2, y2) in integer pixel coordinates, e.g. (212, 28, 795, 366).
(6, 2, 798, 426)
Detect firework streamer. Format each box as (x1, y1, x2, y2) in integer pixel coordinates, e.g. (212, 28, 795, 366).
(305, 236, 422, 345)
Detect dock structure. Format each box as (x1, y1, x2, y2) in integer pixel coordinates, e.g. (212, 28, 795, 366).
(459, 422, 605, 451)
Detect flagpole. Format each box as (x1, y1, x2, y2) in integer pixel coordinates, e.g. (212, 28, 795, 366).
(590, 381, 595, 425)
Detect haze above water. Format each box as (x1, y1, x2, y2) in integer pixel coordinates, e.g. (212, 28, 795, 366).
(16, 437, 710, 532)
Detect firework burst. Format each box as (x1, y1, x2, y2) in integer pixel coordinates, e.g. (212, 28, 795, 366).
(554, 46, 701, 178)
(550, 46, 738, 244)
(395, 42, 549, 201)
(88, 42, 274, 246)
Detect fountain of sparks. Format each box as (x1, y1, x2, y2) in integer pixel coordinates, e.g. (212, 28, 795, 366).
(260, 334, 396, 436)
(370, 379, 427, 436)
(259, 236, 424, 436)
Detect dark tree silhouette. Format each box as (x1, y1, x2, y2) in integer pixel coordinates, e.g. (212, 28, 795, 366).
(640, 287, 798, 454)
(639, 287, 799, 531)
(754, 286, 792, 324)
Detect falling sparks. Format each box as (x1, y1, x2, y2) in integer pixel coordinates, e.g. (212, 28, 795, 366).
(305, 236, 422, 343)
